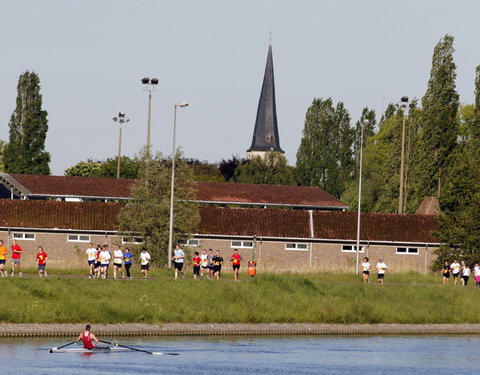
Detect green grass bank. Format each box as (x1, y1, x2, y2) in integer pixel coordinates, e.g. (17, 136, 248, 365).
(0, 272, 477, 324)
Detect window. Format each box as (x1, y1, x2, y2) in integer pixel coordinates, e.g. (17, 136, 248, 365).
(396, 247, 419, 255)
(341, 245, 365, 253)
(121, 237, 144, 244)
(285, 243, 309, 251)
(67, 234, 91, 242)
(12, 233, 35, 241)
(178, 239, 199, 247)
(231, 241, 254, 248)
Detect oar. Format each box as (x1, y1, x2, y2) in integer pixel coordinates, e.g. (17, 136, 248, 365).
(100, 340, 178, 355)
(49, 341, 76, 353)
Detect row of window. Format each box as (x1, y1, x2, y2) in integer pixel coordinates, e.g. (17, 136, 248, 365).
(8, 233, 420, 254)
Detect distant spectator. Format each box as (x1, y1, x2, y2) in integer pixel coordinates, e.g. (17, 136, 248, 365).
(376, 258, 387, 284)
(10, 239, 23, 277)
(36, 246, 48, 278)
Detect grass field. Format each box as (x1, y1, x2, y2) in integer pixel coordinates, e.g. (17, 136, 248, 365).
(0, 270, 478, 324)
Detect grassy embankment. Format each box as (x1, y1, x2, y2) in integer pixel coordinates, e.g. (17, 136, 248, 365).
(0, 271, 478, 324)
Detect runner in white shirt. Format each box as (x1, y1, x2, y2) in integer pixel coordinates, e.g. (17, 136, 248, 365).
(113, 245, 124, 280)
(99, 245, 111, 279)
(85, 243, 97, 279)
(461, 263, 471, 286)
(376, 259, 388, 284)
(361, 257, 371, 284)
(140, 248, 151, 279)
(450, 260, 461, 285)
(200, 249, 209, 279)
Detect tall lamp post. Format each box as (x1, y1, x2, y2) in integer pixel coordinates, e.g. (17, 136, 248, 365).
(398, 96, 409, 214)
(112, 112, 130, 179)
(141, 77, 159, 159)
(167, 102, 189, 269)
(356, 119, 369, 275)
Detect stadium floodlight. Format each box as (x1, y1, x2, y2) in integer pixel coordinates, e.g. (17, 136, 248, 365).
(167, 102, 189, 268)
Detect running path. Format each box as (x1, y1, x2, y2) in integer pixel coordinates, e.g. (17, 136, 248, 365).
(2, 323, 480, 337)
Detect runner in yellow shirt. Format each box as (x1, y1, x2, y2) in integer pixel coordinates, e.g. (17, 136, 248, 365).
(0, 240, 8, 277)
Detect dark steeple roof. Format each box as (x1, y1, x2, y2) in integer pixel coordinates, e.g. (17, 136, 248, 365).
(247, 44, 284, 153)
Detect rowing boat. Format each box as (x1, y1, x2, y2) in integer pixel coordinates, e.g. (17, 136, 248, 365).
(50, 345, 131, 353)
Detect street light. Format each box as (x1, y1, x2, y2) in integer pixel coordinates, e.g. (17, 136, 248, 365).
(112, 112, 130, 179)
(167, 102, 189, 269)
(398, 96, 409, 214)
(141, 77, 159, 159)
(355, 119, 369, 275)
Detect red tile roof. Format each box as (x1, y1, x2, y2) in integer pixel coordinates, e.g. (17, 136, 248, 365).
(7, 174, 135, 199)
(195, 182, 346, 208)
(312, 211, 439, 244)
(1, 174, 347, 209)
(0, 200, 439, 244)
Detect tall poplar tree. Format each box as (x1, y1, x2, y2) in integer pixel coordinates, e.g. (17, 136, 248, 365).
(414, 34, 459, 202)
(3, 71, 51, 175)
(296, 98, 354, 198)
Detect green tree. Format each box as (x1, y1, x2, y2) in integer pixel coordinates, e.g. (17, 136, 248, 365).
(353, 107, 377, 168)
(295, 98, 354, 197)
(235, 152, 295, 185)
(0, 140, 6, 172)
(117, 152, 199, 266)
(64, 160, 102, 177)
(413, 34, 459, 202)
(65, 157, 140, 179)
(218, 155, 247, 182)
(3, 71, 51, 174)
(185, 159, 224, 182)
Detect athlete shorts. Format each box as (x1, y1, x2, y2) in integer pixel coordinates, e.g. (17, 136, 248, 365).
(232, 264, 240, 270)
(174, 262, 184, 271)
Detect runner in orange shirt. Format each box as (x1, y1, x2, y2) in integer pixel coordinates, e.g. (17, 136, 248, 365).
(230, 249, 242, 281)
(0, 240, 8, 277)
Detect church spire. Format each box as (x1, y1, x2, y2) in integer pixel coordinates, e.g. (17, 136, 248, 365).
(247, 43, 284, 158)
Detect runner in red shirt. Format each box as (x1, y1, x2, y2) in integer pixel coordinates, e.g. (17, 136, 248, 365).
(192, 251, 201, 280)
(231, 249, 242, 281)
(77, 324, 99, 349)
(36, 246, 48, 278)
(10, 240, 23, 277)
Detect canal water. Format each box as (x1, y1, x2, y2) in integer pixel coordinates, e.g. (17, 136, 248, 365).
(1, 335, 479, 374)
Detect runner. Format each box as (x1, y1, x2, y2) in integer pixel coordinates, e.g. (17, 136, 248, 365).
(99, 245, 111, 279)
(85, 243, 97, 279)
(200, 249, 209, 279)
(123, 247, 133, 279)
(376, 258, 387, 284)
(94, 244, 102, 278)
(207, 249, 214, 278)
(140, 248, 151, 279)
(450, 259, 461, 285)
(10, 239, 23, 277)
(76, 324, 99, 349)
(230, 249, 242, 281)
(441, 261, 450, 285)
(172, 244, 185, 280)
(192, 251, 201, 280)
(36, 246, 48, 278)
(461, 263, 470, 286)
(361, 257, 371, 284)
(112, 245, 124, 279)
(474, 263, 480, 287)
(212, 250, 224, 280)
(0, 240, 8, 277)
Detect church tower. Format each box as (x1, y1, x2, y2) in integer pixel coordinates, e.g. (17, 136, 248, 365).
(247, 44, 284, 159)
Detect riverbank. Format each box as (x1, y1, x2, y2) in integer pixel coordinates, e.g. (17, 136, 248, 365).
(2, 323, 480, 337)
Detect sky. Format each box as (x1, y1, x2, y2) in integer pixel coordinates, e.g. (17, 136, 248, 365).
(1, 0, 480, 175)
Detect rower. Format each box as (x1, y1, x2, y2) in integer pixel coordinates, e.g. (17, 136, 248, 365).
(77, 324, 99, 349)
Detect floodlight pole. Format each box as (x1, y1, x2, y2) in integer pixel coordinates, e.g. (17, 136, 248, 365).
(141, 78, 158, 159)
(167, 102, 189, 269)
(355, 119, 369, 275)
(112, 112, 130, 179)
(399, 96, 409, 214)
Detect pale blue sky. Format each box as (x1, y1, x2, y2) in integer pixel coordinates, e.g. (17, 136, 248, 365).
(1, 0, 479, 175)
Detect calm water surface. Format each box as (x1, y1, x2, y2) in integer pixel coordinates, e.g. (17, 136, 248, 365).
(1, 335, 479, 374)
